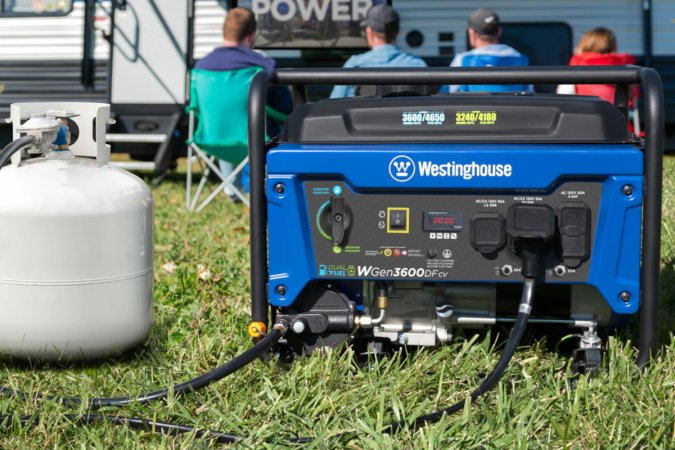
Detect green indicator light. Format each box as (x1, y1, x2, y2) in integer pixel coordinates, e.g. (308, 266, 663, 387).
(316, 200, 331, 240)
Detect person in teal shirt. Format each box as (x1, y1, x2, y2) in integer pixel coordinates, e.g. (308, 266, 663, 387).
(330, 5, 426, 98)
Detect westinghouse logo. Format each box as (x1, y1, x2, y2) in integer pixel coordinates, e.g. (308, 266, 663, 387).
(389, 155, 416, 182)
(388, 155, 513, 182)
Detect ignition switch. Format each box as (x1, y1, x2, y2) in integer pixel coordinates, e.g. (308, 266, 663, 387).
(320, 196, 352, 245)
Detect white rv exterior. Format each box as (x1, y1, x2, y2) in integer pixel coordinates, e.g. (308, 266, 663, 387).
(1, 1, 673, 62)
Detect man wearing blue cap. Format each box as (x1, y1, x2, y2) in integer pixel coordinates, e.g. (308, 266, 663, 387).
(330, 4, 426, 98)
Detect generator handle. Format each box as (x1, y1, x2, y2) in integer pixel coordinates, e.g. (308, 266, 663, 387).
(637, 67, 663, 367)
(248, 67, 664, 365)
(249, 69, 273, 332)
(272, 65, 642, 86)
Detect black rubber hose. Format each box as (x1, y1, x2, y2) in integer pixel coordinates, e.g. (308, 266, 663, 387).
(0, 414, 242, 444)
(1, 325, 286, 408)
(69, 325, 285, 407)
(386, 278, 536, 432)
(0, 413, 331, 444)
(0, 135, 36, 169)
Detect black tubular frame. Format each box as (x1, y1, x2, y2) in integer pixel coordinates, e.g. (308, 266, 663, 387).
(248, 66, 663, 366)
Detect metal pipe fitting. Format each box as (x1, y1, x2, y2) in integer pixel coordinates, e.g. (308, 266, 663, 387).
(355, 283, 389, 328)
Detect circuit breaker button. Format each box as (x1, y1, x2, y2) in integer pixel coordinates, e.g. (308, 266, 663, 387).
(387, 208, 409, 233)
(470, 212, 506, 254)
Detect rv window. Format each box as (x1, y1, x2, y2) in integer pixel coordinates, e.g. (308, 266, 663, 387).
(1, 0, 74, 16)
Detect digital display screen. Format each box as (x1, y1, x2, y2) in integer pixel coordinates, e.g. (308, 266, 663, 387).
(432, 216, 455, 225)
(424, 211, 463, 231)
(236, 0, 390, 49)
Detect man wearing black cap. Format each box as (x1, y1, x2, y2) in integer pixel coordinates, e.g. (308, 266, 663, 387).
(330, 4, 426, 98)
(441, 7, 531, 93)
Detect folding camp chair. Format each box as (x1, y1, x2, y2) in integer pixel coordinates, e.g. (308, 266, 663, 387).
(186, 67, 287, 211)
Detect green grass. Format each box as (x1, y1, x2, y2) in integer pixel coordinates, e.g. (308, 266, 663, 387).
(1, 157, 674, 448)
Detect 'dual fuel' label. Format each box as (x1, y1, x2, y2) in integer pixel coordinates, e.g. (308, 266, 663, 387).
(318, 264, 449, 279)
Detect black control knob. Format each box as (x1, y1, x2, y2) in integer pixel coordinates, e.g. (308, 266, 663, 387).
(319, 196, 352, 246)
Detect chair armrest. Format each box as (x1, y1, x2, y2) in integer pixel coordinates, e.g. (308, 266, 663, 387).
(265, 106, 288, 123)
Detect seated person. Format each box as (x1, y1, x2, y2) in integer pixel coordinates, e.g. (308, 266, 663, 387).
(557, 27, 636, 103)
(330, 5, 427, 98)
(195, 7, 292, 193)
(441, 8, 532, 93)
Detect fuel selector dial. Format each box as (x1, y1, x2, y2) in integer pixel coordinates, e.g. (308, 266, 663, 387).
(318, 196, 352, 246)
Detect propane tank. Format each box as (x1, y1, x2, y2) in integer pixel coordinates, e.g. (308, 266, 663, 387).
(0, 103, 153, 361)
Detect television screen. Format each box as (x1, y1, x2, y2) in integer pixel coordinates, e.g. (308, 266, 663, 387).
(236, 0, 390, 49)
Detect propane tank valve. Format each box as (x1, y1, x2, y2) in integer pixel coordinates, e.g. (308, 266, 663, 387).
(15, 114, 61, 154)
(14, 110, 78, 155)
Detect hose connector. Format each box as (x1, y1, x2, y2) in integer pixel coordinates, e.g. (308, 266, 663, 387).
(15, 114, 61, 154)
(356, 282, 389, 328)
(377, 293, 389, 310)
(272, 319, 290, 335)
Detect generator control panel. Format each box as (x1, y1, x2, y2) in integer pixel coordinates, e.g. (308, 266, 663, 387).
(305, 180, 599, 283)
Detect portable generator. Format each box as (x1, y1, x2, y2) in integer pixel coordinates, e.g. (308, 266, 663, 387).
(248, 67, 663, 371)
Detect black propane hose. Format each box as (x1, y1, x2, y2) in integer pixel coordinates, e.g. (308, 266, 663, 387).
(0, 135, 36, 169)
(0, 322, 288, 408)
(0, 413, 243, 444)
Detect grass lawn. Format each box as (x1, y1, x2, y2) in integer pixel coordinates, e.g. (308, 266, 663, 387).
(0, 156, 673, 448)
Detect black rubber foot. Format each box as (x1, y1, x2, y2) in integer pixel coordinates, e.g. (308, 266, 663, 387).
(571, 348, 605, 376)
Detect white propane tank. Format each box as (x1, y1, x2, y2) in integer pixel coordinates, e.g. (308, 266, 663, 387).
(0, 103, 153, 361)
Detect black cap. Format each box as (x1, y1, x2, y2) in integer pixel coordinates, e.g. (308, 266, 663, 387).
(468, 8, 500, 36)
(366, 4, 400, 34)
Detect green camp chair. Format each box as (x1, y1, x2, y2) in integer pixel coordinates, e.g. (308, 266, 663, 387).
(186, 67, 287, 211)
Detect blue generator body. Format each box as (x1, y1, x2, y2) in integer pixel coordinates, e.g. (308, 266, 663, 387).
(268, 143, 643, 314)
(249, 68, 662, 358)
